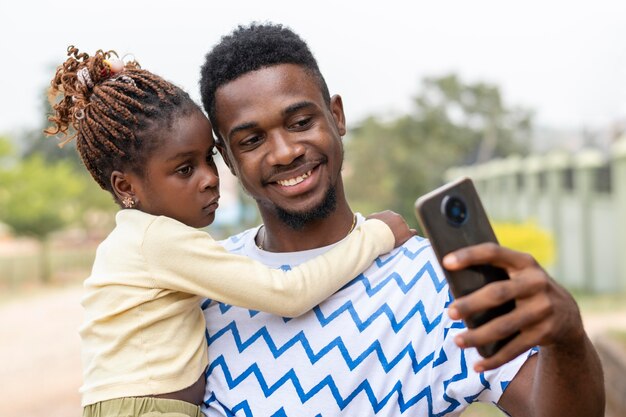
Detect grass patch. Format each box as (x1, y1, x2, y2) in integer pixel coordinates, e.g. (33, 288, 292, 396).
(608, 330, 626, 351)
(571, 291, 626, 313)
(461, 402, 507, 416)
(0, 245, 95, 289)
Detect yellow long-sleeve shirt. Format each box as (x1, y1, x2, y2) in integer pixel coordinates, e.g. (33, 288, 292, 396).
(79, 209, 394, 406)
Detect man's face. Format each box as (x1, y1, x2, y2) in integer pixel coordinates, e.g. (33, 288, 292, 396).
(214, 64, 347, 227)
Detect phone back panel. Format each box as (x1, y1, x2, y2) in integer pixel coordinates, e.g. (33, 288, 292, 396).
(415, 177, 516, 357)
(415, 177, 502, 297)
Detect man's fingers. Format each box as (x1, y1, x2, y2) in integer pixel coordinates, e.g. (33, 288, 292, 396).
(443, 242, 538, 272)
(454, 296, 550, 348)
(449, 273, 547, 319)
(472, 330, 538, 372)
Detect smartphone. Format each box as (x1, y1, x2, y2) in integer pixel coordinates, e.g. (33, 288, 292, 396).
(415, 176, 516, 358)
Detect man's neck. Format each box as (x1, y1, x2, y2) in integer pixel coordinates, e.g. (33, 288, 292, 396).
(257, 203, 355, 253)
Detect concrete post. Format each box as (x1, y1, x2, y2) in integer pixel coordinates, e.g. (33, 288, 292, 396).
(574, 149, 604, 292)
(502, 155, 523, 222)
(523, 155, 544, 222)
(544, 150, 571, 285)
(612, 135, 626, 292)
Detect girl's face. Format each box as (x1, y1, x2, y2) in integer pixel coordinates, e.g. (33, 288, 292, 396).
(127, 111, 220, 228)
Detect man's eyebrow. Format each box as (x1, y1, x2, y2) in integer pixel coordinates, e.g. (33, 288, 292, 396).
(228, 121, 258, 140)
(284, 101, 315, 115)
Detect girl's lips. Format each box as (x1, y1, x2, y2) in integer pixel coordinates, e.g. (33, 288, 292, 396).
(203, 198, 220, 213)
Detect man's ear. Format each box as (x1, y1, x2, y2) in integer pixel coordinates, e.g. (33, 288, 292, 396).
(216, 140, 237, 177)
(330, 94, 347, 137)
(111, 170, 137, 204)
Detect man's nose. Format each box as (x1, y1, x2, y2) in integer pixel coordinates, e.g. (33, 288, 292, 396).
(267, 132, 305, 166)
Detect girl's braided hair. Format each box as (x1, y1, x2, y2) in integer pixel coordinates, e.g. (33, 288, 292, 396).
(46, 46, 199, 197)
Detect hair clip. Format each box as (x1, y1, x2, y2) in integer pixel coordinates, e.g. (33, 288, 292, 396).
(115, 74, 137, 87)
(77, 67, 94, 89)
(103, 57, 125, 77)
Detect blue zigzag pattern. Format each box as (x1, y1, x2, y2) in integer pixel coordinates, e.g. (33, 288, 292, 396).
(371, 237, 428, 269)
(205, 352, 466, 416)
(208, 321, 436, 374)
(203, 236, 487, 415)
(313, 298, 442, 334)
(345, 259, 447, 296)
(204, 257, 446, 326)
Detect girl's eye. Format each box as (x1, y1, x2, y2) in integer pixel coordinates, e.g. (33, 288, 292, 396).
(177, 165, 193, 176)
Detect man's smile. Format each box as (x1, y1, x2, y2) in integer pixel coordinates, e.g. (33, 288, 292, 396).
(276, 170, 312, 187)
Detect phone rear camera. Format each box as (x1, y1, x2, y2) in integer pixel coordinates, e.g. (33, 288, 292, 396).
(442, 195, 468, 226)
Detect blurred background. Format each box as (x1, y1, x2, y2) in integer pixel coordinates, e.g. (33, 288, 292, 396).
(1, 1, 626, 416)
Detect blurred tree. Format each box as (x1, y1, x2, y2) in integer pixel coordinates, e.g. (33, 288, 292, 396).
(0, 135, 14, 159)
(0, 154, 86, 282)
(19, 85, 117, 228)
(345, 74, 532, 226)
(21, 83, 83, 167)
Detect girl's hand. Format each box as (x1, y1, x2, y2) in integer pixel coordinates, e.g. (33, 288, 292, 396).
(367, 210, 417, 247)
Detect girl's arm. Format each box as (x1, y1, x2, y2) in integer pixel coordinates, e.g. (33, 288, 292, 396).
(142, 216, 397, 317)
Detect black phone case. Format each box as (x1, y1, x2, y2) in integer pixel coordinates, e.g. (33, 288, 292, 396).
(415, 177, 516, 358)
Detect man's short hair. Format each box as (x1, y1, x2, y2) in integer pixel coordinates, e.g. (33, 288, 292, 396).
(199, 22, 331, 139)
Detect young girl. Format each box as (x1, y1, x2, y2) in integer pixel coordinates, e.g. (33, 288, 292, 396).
(46, 47, 413, 417)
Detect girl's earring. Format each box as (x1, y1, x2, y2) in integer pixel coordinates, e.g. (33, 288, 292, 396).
(122, 196, 136, 209)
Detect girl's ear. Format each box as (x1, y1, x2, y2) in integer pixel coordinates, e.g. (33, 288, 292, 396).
(111, 170, 136, 206)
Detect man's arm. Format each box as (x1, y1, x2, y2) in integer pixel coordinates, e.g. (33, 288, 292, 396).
(443, 243, 605, 417)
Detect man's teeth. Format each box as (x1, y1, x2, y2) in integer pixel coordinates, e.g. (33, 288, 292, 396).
(277, 170, 312, 187)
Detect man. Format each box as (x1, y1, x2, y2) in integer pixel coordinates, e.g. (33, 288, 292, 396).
(199, 23, 604, 416)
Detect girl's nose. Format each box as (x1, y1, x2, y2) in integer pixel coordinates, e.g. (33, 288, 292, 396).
(200, 163, 219, 190)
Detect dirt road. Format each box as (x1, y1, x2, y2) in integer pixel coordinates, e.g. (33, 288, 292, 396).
(1, 285, 625, 417)
(0, 286, 83, 417)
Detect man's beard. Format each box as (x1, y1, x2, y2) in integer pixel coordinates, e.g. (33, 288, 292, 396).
(275, 185, 337, 230)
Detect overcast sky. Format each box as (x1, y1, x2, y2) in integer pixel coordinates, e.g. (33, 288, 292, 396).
(1, 0, 626, 136)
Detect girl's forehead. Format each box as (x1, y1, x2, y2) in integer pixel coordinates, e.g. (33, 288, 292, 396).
(154, 111, 215, 155)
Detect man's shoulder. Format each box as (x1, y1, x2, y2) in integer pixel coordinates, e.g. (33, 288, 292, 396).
(219, 227, 259, 253)
(368, 234, 438, 270)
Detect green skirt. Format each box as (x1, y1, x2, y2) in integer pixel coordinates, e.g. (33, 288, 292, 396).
(83, 397, 203, 417)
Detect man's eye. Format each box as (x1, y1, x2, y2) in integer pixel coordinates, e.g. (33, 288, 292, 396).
(241, 135, 262, 147)
(291, 117, 312, 129)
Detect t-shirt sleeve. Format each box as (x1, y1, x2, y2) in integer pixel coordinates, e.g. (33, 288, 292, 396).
(141, 216, 394, 317)
(420, 246, 536, 412)
(431, 290, 536, 409)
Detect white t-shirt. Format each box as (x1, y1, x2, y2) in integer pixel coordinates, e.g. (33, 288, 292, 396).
(202, 215, 532, 416)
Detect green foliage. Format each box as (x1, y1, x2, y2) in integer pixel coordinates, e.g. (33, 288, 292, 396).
(345, 74, 532, 225)
(0, 135, 14, 159)
(0, 86, 117, 283)
(21, 85, 84, 168)
(0, 155, 85, 239)
(1, 85, 117, 235)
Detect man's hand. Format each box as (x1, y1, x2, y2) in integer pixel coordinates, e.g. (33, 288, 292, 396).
(442, 242, 585, 372)
(367, 211, 417, 248)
